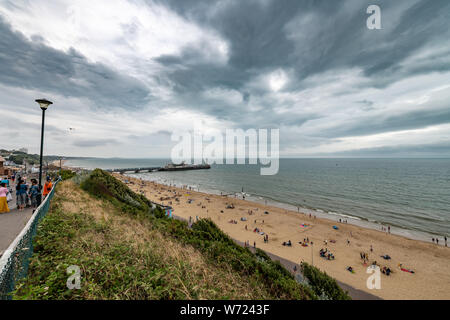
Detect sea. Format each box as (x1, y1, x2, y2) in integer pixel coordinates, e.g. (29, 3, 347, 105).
(65, 158, 450, 243)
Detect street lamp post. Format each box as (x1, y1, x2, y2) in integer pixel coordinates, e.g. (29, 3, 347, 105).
(59, 156, 63, 175)
(35, 99, 53, 205)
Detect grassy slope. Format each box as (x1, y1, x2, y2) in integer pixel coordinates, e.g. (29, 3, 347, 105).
(14, 170, 349, 300)
(14, 182, 273, 299)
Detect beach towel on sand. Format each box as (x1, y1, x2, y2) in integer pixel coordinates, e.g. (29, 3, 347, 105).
(398, 264, 414, 273)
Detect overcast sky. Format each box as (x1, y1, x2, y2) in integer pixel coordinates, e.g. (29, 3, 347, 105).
(1, 0, 450, 158)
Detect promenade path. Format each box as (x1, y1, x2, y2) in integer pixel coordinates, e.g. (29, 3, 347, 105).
(0, 184, 34, 257)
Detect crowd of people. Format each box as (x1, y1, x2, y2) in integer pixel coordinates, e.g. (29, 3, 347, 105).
(0, 172, 53, 214)
(319, 248, 335, 260)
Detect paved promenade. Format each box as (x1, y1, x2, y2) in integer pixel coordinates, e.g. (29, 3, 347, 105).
(0, 184, 34, 257)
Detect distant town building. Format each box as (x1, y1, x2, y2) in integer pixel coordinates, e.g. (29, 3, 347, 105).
(19, 148, 28, 153)
(0, 156, 10, 176)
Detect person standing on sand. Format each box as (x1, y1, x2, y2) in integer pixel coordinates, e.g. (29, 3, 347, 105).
(388, 226, 391, 234)
(445, 236, 447, 247)
(0, 182, 10, 213)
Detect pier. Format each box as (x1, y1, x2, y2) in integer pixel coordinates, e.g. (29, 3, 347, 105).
(107, 167, 160, 174)
(107, 163, 211, 174)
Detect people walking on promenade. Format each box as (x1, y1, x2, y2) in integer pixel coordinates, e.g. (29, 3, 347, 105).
(0, 182, 10, 213)
(29, 179, 40, 210)
(1, 176, 10, 188)
(16, 178, 28, 211)
(43, 176, 53, 199)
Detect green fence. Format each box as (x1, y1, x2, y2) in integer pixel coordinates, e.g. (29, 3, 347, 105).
(0, 180, 60, 300)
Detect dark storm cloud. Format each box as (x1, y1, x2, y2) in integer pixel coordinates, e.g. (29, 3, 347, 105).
(2, 0, 450, 157)
(317, 100, 450, 138)
(73, 138, 118, 148)
(157, 0, 450, 84)
(323, 141, 450, 157)
(0, 16, 150, 109)
(3, 113, 66, 135)
(152, 0, 450, 133)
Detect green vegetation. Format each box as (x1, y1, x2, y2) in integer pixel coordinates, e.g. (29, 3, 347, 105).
(301, 262, 351, 300)
(14, 181, 273, 299)
(80, 169, 164, 217)
(48, 169, 77, 181)
(1, 149, 59, 165)
(60, 170, 77, 181)
(14, 169, 350, 300)
(8, 153, 38, 165)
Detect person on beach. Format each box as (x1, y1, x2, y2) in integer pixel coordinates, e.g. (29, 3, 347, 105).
(445, 236, 448, 247)
(16, 179, 28, 211)
(0, 182, 10, 213)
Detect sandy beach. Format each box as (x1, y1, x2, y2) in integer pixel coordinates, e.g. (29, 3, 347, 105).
(113, 173, 450, 300)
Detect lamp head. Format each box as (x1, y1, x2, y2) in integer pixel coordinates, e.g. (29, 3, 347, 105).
(35, 99, 53, 110)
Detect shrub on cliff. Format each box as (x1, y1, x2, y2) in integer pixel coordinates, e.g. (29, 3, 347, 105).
(80, 168, 160, 216)
(301, 262, 351, 300)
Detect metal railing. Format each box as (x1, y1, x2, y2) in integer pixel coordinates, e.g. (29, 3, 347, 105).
(0, 180, 60, 300)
